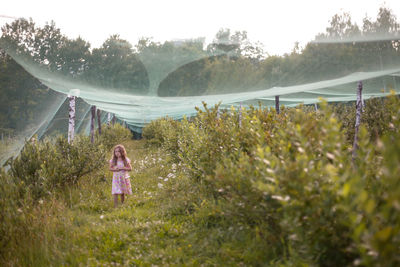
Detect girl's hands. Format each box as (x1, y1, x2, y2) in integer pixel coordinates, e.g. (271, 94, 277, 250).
(109, 165, 125, 172)
(109, 160, 131, 172)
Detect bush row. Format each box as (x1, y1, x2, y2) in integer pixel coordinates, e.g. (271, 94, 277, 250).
(143, 96, 400, 266)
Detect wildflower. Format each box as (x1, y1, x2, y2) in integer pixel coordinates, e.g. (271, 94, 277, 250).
(100, 215, 104, 219)
(158, 183, 163, 189)
(164, 178, 168, 182)
(326, 152, 335, 160)
(271, 195, 290, 202)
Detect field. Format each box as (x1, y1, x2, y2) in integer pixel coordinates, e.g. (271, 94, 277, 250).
(1, 97, 400, 266)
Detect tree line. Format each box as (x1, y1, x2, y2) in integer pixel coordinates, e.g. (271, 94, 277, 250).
(0, 6, 399, 134)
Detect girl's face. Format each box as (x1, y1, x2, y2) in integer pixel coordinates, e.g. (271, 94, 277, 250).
(114, 148, 122, 158)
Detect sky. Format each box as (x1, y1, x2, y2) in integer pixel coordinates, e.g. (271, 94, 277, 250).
(1, 0, 399, 56)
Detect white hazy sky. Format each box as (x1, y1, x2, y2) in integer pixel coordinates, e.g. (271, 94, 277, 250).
(1, 0, 399, 55)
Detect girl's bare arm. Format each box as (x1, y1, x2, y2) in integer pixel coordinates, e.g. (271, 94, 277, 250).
(109, 161, 120, 172)
(123, 161, 132, 171)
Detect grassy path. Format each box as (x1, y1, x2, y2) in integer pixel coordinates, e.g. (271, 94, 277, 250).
(8, 139, 265, 266)
(55, 140, 177, 265)
(48, 140, 210, 266)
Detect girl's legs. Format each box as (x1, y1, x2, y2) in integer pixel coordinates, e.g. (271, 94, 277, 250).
(113, 194, 119, 208)
(113, 194, 125, 207)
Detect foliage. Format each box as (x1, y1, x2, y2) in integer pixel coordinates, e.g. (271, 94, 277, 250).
(0, 5, 400, 266)
(0, 169, 23, 260)
(143, 95, 400, 266)
(342, 95, 400, 267)
(142, 117, 178, 147)
(1, 94, 400, 265)
(95, 123, 132, 151)
(2, 7, 400, 135)
(333, 96, 398, 142)
(7, 135, 106, 200)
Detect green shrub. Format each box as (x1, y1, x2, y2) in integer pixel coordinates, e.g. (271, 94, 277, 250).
(7, 135, 106, 200)
(141, 96, 400, 266)
(96, 123, 132, 150)
(142, 118, 178, 147)
(343, 95, 400, 267)
(0, 169, 24, 261)
(211, 102, 356, 265)
(333, 96, 396, 143)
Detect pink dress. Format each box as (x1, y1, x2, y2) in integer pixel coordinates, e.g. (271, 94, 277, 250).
(111, 158, 132, 195)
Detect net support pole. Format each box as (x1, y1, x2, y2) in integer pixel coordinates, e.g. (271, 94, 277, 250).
(97, 109, 102, 135)
(275, 96, 280, 114)
(112, 115, 116, 125)
(352, 81, 363, 160)
(90, 105, 96, 143)
(315, 103, 318, 111)
(239, 102, 242, 127)
(67, 95, 76, 143)
(107, 113, 111, 125)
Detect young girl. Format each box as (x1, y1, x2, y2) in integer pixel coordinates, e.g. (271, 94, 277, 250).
(109, 144, 132, 207)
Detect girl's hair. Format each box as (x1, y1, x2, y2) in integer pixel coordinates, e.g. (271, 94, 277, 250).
(111, 144, 128, 166)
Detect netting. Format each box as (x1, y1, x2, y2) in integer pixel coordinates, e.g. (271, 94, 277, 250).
(1, 8, 400, 164)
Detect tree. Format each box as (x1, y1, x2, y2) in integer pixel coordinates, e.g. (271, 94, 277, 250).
(324, 12, 361, 39)
(85, 34, 148, 93)
(57, 37, 91, 77)
(360, 7, 400, 69)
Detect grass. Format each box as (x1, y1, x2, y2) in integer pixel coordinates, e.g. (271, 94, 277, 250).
(2, 139, 303, 266)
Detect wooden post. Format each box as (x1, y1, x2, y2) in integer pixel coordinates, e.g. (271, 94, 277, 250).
(97, 109, 102, 135)
(275, 96, 280, 114)
(107, 113, 111, 125)
(68, 95, 76, 143)
(90, 105, 96, 143)
(239, 102, 242, 127)
(314, 103, 318, 111)
(352, 81, 363, 160)
(112, 115, 116, 125)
